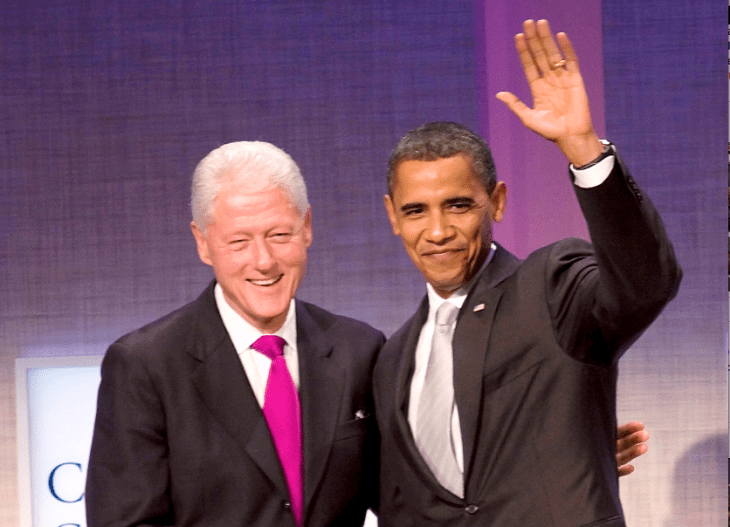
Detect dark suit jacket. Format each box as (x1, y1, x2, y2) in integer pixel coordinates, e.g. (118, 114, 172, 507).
(86, 282, 385, 527)
(373, 157, 681, 527)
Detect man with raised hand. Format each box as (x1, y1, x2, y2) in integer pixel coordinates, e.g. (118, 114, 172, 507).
(374, 19, 680, 526)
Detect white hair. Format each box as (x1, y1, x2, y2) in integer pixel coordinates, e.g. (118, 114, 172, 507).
(191, 141, 309, 232)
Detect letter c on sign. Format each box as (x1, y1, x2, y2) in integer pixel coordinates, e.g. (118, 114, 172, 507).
(48, 462, 84, 503)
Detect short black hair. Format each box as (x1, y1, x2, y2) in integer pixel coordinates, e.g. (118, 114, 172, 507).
(387, 122, 497, 195)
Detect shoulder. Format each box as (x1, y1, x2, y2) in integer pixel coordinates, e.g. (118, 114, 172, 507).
(384, 307, 423, 348)
(295, 300, 381, 335)
(377, 297, 427, 364)
(108, 283, 221, 362)
(524, 237, 593, 262)
(296, 300, 386, 344)
(513, 238, 596, 279)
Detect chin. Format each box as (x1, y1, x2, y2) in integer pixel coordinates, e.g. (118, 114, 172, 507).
(255, 303, 289, 321)
(430, 279, 464, 296)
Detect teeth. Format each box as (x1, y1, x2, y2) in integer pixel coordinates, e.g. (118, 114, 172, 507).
(248, 276, 282, 286)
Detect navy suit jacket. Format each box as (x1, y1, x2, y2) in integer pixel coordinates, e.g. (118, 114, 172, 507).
(86, 282, 384, 527)
(373, 157, 681, 526)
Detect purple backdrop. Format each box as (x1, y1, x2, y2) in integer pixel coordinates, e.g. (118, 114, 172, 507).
(0, 0, 479, 345)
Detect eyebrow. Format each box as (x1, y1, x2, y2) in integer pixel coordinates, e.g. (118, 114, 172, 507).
(400, 202, 425, 214)
(444, 196, 476, 205)
(399, 196, 476, 214)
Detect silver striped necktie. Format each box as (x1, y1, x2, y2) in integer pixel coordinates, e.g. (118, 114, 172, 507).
(415, 301, 463, 497)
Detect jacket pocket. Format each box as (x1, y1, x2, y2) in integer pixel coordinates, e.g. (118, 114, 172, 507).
(333, 415, 370, 442)
(582, 516, 625, 527)
(481, 356, 545, 397)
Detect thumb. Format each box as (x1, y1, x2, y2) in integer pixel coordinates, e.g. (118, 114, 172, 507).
(496, 91, 531, 123)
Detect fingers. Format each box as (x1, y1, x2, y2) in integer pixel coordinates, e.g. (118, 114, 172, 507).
(616, 426, 649, 455)
(555, 31, 580, 74)
(615, 425, 649, 479)
(616, 421, 647, 440)
(617, 464, 636, 477)
(616, 441, 648, 478)
(531, 19, 560, 73)
(495, 91, 530, 123)
(620, 429, 650, 446)
(616, 430, 649, 457)
(517, 19, 577, 76)
(514, 32, 540, 85)
(617, 439, 648, 465)
(615, 421, 649, 477)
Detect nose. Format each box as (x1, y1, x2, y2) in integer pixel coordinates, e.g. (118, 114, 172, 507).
(251, 237, 276, 272)
(425, 211, 454, 244)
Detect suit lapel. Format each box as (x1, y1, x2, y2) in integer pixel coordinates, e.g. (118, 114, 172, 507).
(391, 297, 462, 500)
(295, 301, 345, 517)
(189, 283, 287, 494)
(393, 297, 429, 419)
(453, 244, 519, 488)
(452, 289, 501, 486)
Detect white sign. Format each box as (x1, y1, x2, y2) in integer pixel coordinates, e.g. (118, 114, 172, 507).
(16, 356, 103, 527)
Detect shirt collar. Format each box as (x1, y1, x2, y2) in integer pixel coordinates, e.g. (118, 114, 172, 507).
(214, 283, 297, 353)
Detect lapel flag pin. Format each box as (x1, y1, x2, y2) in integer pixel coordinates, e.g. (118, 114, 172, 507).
(473, 303, 485, 312)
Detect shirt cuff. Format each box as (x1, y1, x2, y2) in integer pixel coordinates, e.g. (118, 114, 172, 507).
(570, 141, 615, 189)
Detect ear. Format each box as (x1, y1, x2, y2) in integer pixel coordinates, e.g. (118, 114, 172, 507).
(489, 182, 507, 223)
(191, 222, 213, 267)
(301, 206, 313, 248)
(383, 194, 401, 236)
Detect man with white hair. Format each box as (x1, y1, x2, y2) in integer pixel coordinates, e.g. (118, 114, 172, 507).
(86, 141, 385, 527)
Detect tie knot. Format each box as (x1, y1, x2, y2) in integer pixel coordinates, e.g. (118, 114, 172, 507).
(435, 301, 459, 328)
(251, 335, 286, 360)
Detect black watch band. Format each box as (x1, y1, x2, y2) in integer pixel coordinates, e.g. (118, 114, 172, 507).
(574, 142, 614, 170)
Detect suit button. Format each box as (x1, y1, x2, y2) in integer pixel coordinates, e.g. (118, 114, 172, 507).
(465, 504, 479, 514)
(283, 501, 291, 511)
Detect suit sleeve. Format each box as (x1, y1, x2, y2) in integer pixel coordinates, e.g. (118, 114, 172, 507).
(85, 343, 175, 527)
(547, 153, 682, 364)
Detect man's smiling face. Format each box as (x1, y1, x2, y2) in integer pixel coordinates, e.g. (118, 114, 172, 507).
(192, 180, 312, 333)
(384, 154, 505, 298)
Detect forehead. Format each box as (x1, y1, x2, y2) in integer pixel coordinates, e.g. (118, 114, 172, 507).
(212, 182, 300, 228)
(391, 155, 486, 203)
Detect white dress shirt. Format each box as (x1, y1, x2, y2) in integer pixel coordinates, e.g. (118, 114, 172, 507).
(214, 283, 299, 408)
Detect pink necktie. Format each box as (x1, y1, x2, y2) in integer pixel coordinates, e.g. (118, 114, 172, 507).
(251, 335, 303, 525)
